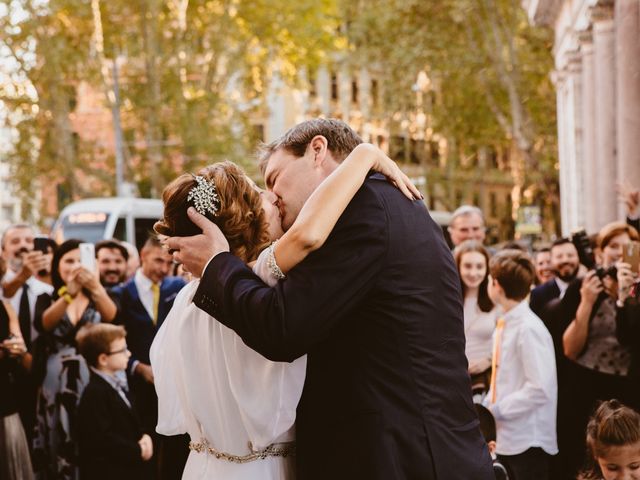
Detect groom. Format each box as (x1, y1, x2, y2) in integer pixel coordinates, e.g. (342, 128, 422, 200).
(168, 119, 494, 479)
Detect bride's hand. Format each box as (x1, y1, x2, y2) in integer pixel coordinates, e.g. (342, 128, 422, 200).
(358, 144, 422, 201)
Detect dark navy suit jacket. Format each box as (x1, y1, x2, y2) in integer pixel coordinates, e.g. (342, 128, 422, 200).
(193, 174, 494, 480)
(77, 374, 147, 480)
(115, 275, 185, 367)
(530, 279, 562, 319)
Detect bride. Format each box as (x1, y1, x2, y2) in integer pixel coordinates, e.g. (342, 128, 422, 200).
(150, 143, 419, 479)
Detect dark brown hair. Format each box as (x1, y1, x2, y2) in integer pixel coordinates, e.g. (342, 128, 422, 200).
(257, 118, 363, 173)
(454, 240, 494, 312)
(154, 161, 271, 263)
(95, 239, 129, 261)
(489, 249, 535, 301)
(581, 399, 640, 479)
(76, 323, 127, 368)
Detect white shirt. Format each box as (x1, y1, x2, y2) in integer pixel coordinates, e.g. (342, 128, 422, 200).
(151, 248, 304, 479)
(463, 297, 500, 366)
(554, 277, 569, 299)
(2, 269, 53, 342)
(484, 301, 558, 456)
(134, 269, 158, 321)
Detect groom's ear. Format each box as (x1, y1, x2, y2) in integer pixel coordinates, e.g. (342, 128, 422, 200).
(308, 135, 329, 166)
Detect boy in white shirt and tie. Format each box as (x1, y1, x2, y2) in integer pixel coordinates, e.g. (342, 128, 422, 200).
(484, 249, 558, 480)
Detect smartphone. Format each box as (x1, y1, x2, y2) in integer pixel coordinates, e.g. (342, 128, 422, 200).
(33, 237, 49, 253)
(623, 241, 640, 274)
(79, 243, 96, 272)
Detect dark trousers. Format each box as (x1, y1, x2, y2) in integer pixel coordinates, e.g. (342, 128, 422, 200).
(131, 376, 189, 480)
(499, 448, 551, 480)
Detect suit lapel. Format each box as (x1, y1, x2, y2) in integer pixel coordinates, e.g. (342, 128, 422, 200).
(157, 279, 179, 327)
(125, 279, 153, 325)
(93, 374, 137, 420)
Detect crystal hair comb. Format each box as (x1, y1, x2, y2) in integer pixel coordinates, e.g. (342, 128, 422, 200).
(187, 175, 221, 217)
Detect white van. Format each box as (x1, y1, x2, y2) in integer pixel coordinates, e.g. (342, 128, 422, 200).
(51, 198, 163, 251)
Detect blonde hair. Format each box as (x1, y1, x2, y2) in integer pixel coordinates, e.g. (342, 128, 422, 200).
(154, 161, 271, 263)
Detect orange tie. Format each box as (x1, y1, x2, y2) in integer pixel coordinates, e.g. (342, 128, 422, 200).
(489, 317, 506, 404)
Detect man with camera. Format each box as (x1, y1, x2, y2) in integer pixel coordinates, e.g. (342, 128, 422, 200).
(552, 221, 639, 479)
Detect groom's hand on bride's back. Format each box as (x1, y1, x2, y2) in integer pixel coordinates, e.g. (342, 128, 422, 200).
(165, 207, 230, 278)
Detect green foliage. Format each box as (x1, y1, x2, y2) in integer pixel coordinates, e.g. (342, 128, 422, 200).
(0, 0, 341, 220)
(342, 0, 559, 232)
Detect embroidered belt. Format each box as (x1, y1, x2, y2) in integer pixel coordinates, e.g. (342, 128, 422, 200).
(188, 439, 295, 464)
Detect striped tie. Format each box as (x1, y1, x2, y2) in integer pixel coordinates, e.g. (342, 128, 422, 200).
(489, 317, 506, 404)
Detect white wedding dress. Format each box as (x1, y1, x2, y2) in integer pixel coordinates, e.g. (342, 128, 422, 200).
(150, 249, 306, 479)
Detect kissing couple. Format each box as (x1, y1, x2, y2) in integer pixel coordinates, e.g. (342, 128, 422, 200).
(151, 118, 494, 480)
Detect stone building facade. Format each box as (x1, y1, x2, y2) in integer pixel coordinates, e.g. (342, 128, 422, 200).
(524, 0, 640, 235)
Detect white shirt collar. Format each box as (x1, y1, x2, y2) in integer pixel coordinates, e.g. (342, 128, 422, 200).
(502, 300, 530, 324)
(135, 269, 155, 290)
(554, 277, 569, 297)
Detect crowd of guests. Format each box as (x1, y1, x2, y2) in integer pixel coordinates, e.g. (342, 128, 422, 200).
(449, 184, 640, 480)
(0, 184, 639, 480)
(0, 226, 190, 480)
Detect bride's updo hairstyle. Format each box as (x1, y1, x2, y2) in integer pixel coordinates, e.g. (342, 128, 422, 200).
(154, 161, 271, 263)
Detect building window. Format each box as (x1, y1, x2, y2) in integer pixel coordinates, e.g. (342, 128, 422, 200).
(252, 124, 265, 143)
(371, 79, 379, 108)
(308, 69, 317, 98)
(489, 192, 498, 217)
(331, 73, 338, 101)
(488, 147, 499, 169)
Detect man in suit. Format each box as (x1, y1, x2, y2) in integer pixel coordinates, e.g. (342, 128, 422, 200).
(114, 236, 186, 479)
(530, 238, 580, 319)
(168, 119, 494, 480)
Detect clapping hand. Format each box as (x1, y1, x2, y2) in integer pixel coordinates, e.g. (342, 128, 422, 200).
(618, 182, 640, 218)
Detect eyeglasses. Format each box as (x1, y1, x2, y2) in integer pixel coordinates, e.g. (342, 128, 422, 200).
(106, 346, 129, 356)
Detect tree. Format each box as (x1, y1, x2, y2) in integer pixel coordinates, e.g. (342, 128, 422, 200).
(0, 0, 341, 220)
(341, 0, 560, 235)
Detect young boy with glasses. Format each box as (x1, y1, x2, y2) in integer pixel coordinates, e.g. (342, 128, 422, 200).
(76, 323, 153, 480)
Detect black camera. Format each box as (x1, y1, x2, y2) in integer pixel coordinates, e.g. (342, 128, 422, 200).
(570, 229, 617, 280)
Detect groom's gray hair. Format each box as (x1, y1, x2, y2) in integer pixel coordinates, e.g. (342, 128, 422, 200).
(257, 118, 363, 173)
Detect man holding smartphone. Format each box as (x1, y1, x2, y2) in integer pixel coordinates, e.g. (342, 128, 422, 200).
(0, 223, 54, 444)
